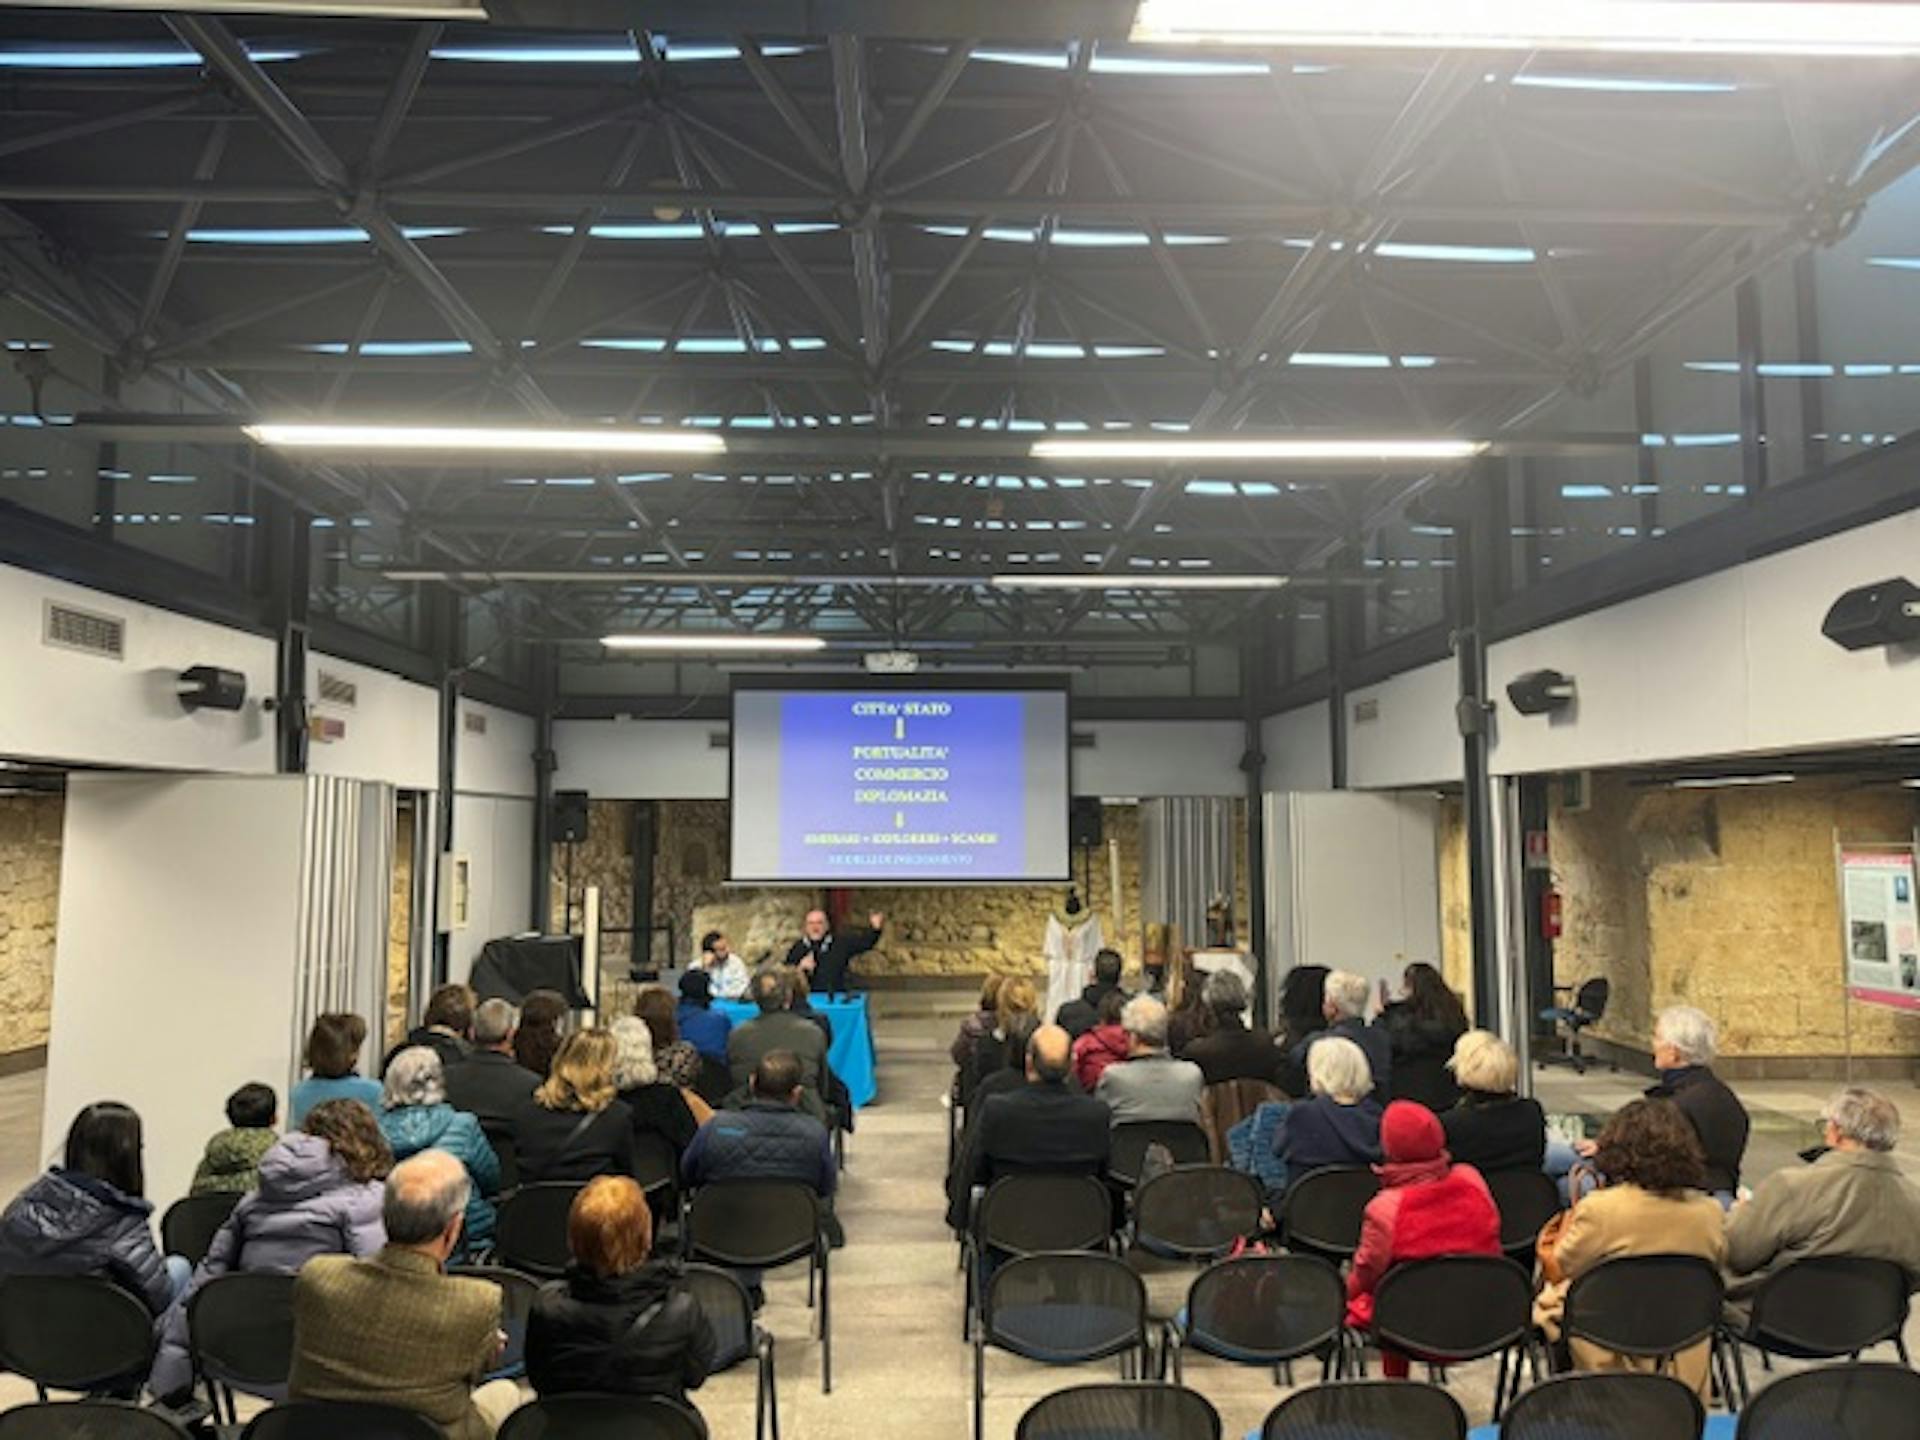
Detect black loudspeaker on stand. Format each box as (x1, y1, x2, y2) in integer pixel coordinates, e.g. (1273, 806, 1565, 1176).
(553, 789, 591, 844)
(1069, 797, 1104, 850)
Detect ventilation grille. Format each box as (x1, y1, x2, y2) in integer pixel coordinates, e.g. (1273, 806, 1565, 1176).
(43, 601, 125, 660)
(1071, 730, 1097, 749)
(463, 711, 488, 735)
(708, 730, 730, 749)
(1353, 698, 1381, 724)
(315, 669, 358, 708)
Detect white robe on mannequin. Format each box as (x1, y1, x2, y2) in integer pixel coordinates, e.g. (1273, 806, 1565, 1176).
(1044, 911, 1106, 1023)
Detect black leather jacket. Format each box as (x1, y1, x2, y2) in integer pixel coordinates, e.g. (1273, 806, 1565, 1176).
(526, 1261, 717, 1403)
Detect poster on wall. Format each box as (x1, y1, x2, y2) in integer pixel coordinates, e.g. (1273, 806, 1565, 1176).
(1841, 849, 1920, 1011)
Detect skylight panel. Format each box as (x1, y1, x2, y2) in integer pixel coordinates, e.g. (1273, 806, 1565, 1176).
(919, 223, 1226, 247)
(431, 40, 805, 63)
(1868, 257, 1920, 271)
(1289, 351, 1440, 368)
(181, 227, 462, 245)
(0, 44, 298, 68)
(302, 340, 472, 356)
(1370, 241, 1535, 263)
(1510, 73, 1738, 94)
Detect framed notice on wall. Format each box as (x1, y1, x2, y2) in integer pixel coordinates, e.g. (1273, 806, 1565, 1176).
(1841, 847, 1920, 1012)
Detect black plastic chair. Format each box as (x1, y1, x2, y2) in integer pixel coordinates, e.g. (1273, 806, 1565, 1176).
(634, 1133, 680, 1202)
(1563, 1254, 1734, 1401)
(497, 1394, 708, 1440)
(1540, 978, 1611, 1074)
(1724, 1256, 1913, 1403)
(186, 1271, 297, 1422)
(448, 1264, 542, 1382)
(1280, 1166, 1380, 1264)
(683, 1180, 831, 1394)
(1109, 1121, 1211, 1186)
(0, 1401, 194, 1437)
(1016, 1383, 1220, 1440)
(1486, 1169, 1563, 1273)
(963, 1173, 1114, 1339)
(1501, 1372, 1704, 1440)
(1164, 1253, 1345, 1385)
(161, 1192, 240, 1268)
(1130, 1166, 1263, 1262)
(481, 1123, 520, 1192)
(491, 1182, 586, 1278)
(238, 1402, 443, 1439)
(0, 1274, 158, 1399)
(1369, 1256, 1536, 1419)
(1734, 1361, 1920, 1438)
(681, 1263, 778, 1440)
(1260, 1379, 1467, 1439)
(975, 1253, 1150, 1440)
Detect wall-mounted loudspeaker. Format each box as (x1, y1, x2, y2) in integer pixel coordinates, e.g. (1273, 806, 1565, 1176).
(1069, 797, 1104, 850)
(1821, 578, 1920, 651)
(1507, 668, 1577, 717)
(177, 665, 247, 712)
(553, 789, 591, 844)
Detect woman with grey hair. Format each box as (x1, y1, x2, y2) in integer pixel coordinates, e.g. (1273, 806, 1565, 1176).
(1647, 1004, 1750, 1202)
(378, 1045, 500, 1258)
(610, 1016, 701, 1160)
(1184, 968, 1286, 1087)
(1269, 1036, 1383, 1204)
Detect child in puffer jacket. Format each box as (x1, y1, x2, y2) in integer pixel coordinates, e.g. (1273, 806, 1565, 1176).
(1071, 990, 1131, 1092)
(190, 1082, 279, 1196)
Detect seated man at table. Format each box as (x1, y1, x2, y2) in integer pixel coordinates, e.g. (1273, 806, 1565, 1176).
(728, 969, 829, 1112)
(698, 929, 751, 1001)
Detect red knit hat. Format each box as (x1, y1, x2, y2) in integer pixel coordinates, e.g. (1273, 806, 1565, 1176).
(1379, 1100, 1446, 1164)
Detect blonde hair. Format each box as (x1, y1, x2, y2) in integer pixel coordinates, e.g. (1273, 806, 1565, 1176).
(996, 977, 1038, 1032)
(536, 1028, 619, 1113)
(1449, 1029, 1518, 1095)
(1307, 1036, 1373, 1104)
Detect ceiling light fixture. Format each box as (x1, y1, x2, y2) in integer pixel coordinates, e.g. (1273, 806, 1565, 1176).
(1669, 773, 1796, 789)
(600, 634, 826, 652)
(991, 574, 1288, 590)
(1130, 0, 1920, 56)
(1030, 437, 1485, 462)
(245, 423, 725, 455)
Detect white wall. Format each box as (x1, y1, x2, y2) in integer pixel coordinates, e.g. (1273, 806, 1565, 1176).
(1070, 720, 1246, 797)
(1261, 701, 1334, 792)
(1346, 659, 1465, 789)
(448, 793, 537, 982)
(455, 698, 537, 799)
(305, 652, 439, 791)
(554, 718, 728, 799)
(0, 561, 275, 773)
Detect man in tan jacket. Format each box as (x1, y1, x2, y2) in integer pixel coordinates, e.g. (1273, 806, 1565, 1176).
(289, 1149, 520, 1438)
(1725, 1086, 1920, 1327)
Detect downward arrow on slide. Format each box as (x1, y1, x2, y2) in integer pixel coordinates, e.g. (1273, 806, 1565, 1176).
(894, 716, 906, 740)
(895, 811, 905, 828)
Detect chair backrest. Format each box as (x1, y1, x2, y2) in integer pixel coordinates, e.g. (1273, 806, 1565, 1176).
(0, 1401, 194, 1438)
(1734, 1362, 1920, 1440)
(239, 1402, 445, 1439)
(1261, 1380, 1467, 1440)
(447, 1265, 542, 1376)
(684, 1180, 820, 1268)
(1200, 1080, 1284, 1163)
(680, 1264, 755, 1371)
(1747, 1255, 1912, 1354)
(983, 1253, 1147, 1364)
(1109, 1121, 1211, 1184)
(976, 1173, 1113, 1257)
(1501, 1372, 1704, 1440)
(1564, 1254, 1723, 1358)
(1132, 1166, 1262, 1261)
(497, 1394, 707, 1440)
(1574, 978, 1610, 1021)
(1280, 1166, 1380, 1259)
(1372, 1256, 1533, 1362)
(1485, 1169, 1564, 1253)
(0, 1274, 158, 1392)
(481, 1124, 520, 1192)
(187, 1272, 298, 1391)
(633, 1133, 680, 1197)
(1016, 1384, 1221, 1440)
(491, 1182, 587, 1277)
(1182, 1254, 1345, 1364)
(161, 1192, 241, 1267)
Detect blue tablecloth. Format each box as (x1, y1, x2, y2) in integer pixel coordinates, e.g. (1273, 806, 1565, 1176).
(714, 995, 878, 1110)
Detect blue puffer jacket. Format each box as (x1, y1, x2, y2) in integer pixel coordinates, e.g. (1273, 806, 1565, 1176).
(0, 1168, 171, 1314)
(149, 1132, 387, 1399)
(681, 1102, 836, 1196)
(378, 1103, 500, 1254)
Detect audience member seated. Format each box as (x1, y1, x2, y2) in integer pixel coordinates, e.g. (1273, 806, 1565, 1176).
(611, 1016, 701, 1158)
(637, 985, 704, 1090)
(0, 1100, 181, 1314)
(1647, 1005, 1750, 1203)
(443, 999, 539, 1131)
(1724, 1086, 1920, 1326)
(1164, 952, 1212, 1056)
(290, 1013, 382, 1127)
(727, 969, 829, 1100)
(514, 990, 569, 1080)
(152, 1099, 392, 1402)
(1071, 990, 1131, 1093)
(510, 1029, 638, 1185)
(1533, 1098, 1727, 1401)
(525, 1176, 716, 1406)
(951, 975, 1006, 1071)
(1439, 1030, 1547, 1175)
(787, 967, 835, 1042)
(1270, 1038, 1384, 1199)
(1380, 963, 1469, 1111)
(1056, 948, 1125, 1040)
(963, 977, 1039, 1104)
(380, 1047, 500, 1260)
(191, 1081, 279, 1196)
(1289, 971, 1391, 1101)
(946, 1025, 1111, 1232)
(288, 1151, 520, 1438)
(1095, 994, 1205, 1126)
(961, 1016, 1047, 1123)
(697, 929, 750, 1002)
(675, 970, 733, 1065)
(1273, 964, 1332, 1097)
(1183, 971, 1285, 1086)
(1346, 1100, 1501, 1376)
(384, 983, 475, 1074)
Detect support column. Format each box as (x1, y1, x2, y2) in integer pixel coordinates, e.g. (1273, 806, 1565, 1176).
(264, 492, 311, 775)
(530, 649, 557, 934)
(1241, 618, 1270, 1026)
(1456, 466, 1503, 1027)
(429, 589, 460, 985)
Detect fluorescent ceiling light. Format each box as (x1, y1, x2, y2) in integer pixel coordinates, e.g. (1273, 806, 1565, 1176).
(1131, 0, 1920, 55)
(245, 423, 725, 455)
(601, 633, 826, 652)
(1670, 773, 1796, 789)
(992, 573, 1287, 590)
(1030, 437, 1484, 462)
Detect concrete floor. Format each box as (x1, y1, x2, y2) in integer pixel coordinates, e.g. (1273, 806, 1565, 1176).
(4, 1001, 1919, 1436)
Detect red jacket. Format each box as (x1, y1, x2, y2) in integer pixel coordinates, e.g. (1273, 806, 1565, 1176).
(1345, 1161, 1501, 1329)
(1072, 1025, 1131, 1093)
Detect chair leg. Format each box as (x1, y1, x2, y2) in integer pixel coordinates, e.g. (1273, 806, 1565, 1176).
(1898, 1333, 1914, 1369)
(1730, 1340, 1752, 1407)
(819, 1246, 832, 1395)
(973, 1336, 986, 1440)
(1493, 1350, 1510, 1423)
(765, 1334, 780, 1440)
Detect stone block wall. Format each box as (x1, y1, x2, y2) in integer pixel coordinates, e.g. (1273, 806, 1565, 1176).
(1436, 795, 1474, 1019)
(0, 793, 62, 1062)
(386, 801, 415, 1052)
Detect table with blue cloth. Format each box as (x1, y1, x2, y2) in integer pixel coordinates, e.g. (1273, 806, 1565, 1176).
(714, 994, 878, 1110)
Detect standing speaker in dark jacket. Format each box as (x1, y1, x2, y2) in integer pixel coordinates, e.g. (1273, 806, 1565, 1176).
(1649, 1005, 1750, 1197)
(1380, 963, 1470, 1111)
(1183, 970, 1285, 1086)
(784, 908, 885, 996)
(1438, 1030, 1547, 1175)
(526, 1176, 716, 1406)
(510, 1030, 638, 1185)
